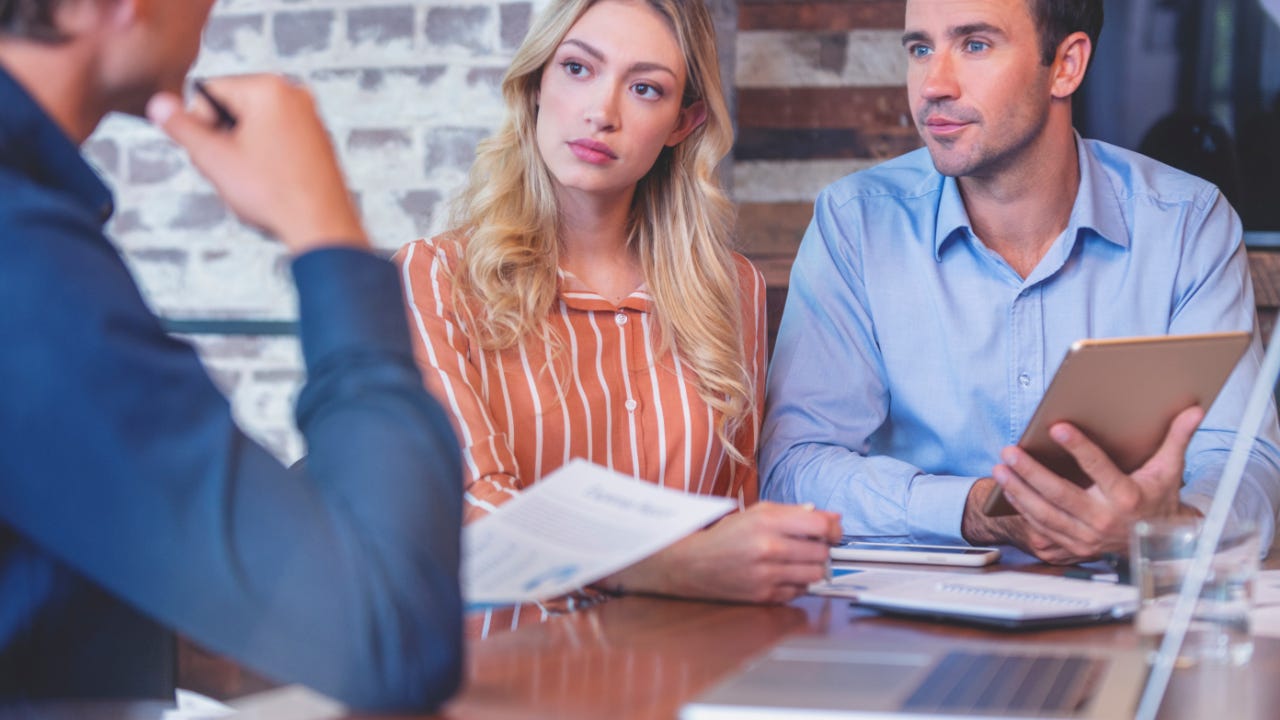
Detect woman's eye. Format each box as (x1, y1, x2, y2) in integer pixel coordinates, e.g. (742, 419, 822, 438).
(633, 83, 662, 99)
(563, 61, 586, 76)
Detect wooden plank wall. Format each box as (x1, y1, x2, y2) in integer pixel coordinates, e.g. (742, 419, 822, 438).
(733, 0, 915, 349)
(1250, 251, 1280, 342)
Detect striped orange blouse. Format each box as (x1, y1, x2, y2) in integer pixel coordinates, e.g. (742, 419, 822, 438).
(394, 234, 767, 523)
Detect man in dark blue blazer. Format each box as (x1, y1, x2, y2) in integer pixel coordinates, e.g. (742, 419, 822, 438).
(0, 0, 464, 711)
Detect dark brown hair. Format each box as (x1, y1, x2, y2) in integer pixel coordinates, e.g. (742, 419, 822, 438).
(0, 0, 66, 42)
(1029, 0, 1103, 67)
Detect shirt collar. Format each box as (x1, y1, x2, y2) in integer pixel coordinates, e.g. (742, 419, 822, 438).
(0, 63, 114, 225)
(1065, 132, 1129, 250)
(556, 267, 653, 312)
(933, 132, 1130, 261)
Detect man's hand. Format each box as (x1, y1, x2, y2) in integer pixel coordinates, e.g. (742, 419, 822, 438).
(146, 75, 368, 254)
(961, 478, 1082, 562)
(604, 502, 843, 604)
(966, 406, 1205, 564)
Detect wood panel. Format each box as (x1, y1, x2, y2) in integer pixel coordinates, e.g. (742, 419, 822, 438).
(1248, 250, 1280, 341)
(739, 0, 905, 31)
(736, 127, 921, 161)
(738, 86, 912, 130)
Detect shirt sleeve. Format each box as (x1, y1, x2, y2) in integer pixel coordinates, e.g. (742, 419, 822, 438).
(760, 191, 978, 545)
(394, 237, 523, 523)
(1168, 189, 1280, 550)
(0, 203, 463, 711)
(728, 255, 768, 508)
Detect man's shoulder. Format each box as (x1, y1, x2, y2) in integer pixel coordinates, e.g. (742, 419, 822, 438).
(0, 164, 103, 234)
(1082, 138, 1222, 209)
(816, 147, 942, 209)
(0, 164, 47, 215)
(0, 165, 122, 305)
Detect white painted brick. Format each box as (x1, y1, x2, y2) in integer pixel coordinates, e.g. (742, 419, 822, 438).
(82, 1, 532, 460)
(186, 334, 307, 463)
(80, 0, 716, 460)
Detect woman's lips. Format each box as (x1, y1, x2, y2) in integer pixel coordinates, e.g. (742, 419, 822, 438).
(568, 139, 618, 164)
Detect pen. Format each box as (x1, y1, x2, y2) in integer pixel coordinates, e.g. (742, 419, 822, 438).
(193, 79, 237, 131)
(801, 502, 834, 581)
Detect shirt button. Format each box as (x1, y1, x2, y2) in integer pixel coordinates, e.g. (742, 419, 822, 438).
(625, 399, 637, 412)
(1018, 373, 1031, 388)
(615, 312, 628, 326)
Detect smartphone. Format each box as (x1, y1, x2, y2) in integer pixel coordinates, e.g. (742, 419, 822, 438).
(830, 539, 1000, 567)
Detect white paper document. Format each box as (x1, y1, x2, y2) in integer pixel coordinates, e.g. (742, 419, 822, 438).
(162, 685, 344, 720)
(162, 689, 236, 720)
(462, 459, 735, 606)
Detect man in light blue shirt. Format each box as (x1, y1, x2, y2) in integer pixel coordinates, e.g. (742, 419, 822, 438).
(761, 0, 1280, 563)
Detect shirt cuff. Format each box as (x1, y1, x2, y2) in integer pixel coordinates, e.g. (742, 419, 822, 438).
(292, 248, 412, 366)
(906, 474, 980, 545)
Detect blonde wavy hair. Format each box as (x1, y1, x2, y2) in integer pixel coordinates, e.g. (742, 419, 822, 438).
(449, 0, 750, 459)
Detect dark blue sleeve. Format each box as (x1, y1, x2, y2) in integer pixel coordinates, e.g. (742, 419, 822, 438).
(0, 197, 463, 711)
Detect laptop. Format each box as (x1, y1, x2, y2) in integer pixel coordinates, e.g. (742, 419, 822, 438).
(679, 633, 1146, 720)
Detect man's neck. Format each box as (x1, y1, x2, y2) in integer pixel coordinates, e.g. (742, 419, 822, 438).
(957, 122, 1082, 279)
(0, 40, 105, 144)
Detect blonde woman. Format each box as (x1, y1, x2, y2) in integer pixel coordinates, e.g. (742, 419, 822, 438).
(396, 0, 840, 615)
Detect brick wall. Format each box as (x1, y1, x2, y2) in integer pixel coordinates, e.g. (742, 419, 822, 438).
(85, 0, 740, 462)
(88, 0, 547, 461)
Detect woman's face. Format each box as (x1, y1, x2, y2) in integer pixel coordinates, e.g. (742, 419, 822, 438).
(534, 0, 705, 206)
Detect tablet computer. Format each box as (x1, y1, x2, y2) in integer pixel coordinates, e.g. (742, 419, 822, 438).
(983, 331, 1251, 516)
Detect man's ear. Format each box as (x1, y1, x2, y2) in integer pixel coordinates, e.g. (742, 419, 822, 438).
(664, 99, 707, 147)
(1050, 30, 1092, 100)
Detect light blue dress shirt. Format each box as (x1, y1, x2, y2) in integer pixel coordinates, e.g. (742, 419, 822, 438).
(761, 137, 1280, 548)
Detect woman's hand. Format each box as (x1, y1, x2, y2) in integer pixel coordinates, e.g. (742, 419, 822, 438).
(604, 502, 842, 603)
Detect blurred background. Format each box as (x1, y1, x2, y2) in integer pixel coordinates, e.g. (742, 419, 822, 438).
(83, 0, 1279, 462)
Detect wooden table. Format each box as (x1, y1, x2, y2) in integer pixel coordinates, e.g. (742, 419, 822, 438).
(431, 564, 1280, 720)
(16, 557, 1279, 719)
(173, 548, 1280, 719)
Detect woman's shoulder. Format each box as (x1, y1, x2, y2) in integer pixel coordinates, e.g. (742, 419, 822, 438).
(730, 251, 766, 295)
(394, 229, 469, 268)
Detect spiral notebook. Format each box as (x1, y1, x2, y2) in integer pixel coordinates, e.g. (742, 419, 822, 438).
(848, 570, 1139, 629)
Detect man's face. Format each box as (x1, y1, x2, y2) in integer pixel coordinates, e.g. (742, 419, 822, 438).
(149, 0, 217, 95)
(99, 0, 216, 116)
(902, 0, 1056, 179)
